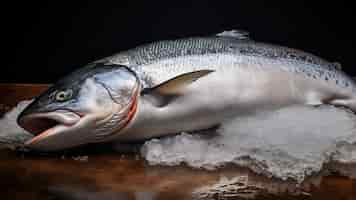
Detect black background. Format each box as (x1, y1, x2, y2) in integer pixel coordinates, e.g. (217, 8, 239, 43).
(2, 1, 355, 83)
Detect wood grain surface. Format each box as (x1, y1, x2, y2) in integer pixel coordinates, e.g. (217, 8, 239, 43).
(0, 83, 49, 115)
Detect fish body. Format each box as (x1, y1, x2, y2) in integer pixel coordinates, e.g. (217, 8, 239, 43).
(100, 32, 356, 141)
(17, 30, 356, 150)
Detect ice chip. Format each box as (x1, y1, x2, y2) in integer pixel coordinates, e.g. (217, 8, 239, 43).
(0, 100, 33, 149)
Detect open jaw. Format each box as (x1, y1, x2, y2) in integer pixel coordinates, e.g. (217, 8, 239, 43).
(17, 110, 81, 146)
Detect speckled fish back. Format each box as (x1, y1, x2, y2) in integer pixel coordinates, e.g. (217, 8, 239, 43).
(122, 36, 354, 91)
(127, 37, 336, 70)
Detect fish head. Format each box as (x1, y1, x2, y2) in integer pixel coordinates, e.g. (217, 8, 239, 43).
(17, 63, 140, 151)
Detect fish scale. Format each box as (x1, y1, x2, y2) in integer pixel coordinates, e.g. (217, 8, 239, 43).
(130, 55, 351, 93)
(126, 37, 330, 68)
(109, 33, 353, 92)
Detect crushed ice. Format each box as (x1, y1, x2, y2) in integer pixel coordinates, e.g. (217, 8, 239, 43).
(142, 105, 356, 183)
(192, 176, 262, 199)
(1, 100, 356, 183)
(0, 100, 33, 149)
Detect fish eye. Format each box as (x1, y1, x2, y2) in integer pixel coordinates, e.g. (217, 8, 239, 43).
(55, 89, 73, 102)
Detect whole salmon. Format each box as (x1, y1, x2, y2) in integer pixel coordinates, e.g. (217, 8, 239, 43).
(17, 30, 356, 151)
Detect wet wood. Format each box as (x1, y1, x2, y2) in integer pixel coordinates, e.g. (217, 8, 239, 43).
(0, 83, 50, 115)
(0, 83, 355, 200)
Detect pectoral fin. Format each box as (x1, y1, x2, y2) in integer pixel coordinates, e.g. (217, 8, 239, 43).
(142, 70, 214, 95)
(142, 70, 214, 106)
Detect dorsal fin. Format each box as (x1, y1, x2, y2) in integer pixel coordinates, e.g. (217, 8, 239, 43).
(216, 30, 250, 40)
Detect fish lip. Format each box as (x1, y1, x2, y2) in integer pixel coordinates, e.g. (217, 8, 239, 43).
(17, 109, 82, 146)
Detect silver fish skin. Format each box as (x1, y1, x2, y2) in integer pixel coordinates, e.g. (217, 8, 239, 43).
(96, 31, 356, 141)
(102, 32, 350, 88)
(17, 30, 356, 150)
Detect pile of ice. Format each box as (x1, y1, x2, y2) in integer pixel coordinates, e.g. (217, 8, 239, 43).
(142, 105, 356, 183)
(1, 100, 356, 183)
(0, 100, 33, 149)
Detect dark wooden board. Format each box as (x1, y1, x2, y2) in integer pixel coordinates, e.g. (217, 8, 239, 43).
(0, 83, 49, 115)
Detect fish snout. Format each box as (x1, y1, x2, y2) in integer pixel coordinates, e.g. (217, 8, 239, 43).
(17, 109, 81, 150)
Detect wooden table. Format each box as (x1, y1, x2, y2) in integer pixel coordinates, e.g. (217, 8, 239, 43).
(0, 83, 49, 115)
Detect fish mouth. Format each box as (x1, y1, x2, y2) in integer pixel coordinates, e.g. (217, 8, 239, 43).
(17, 110, 82, 146)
